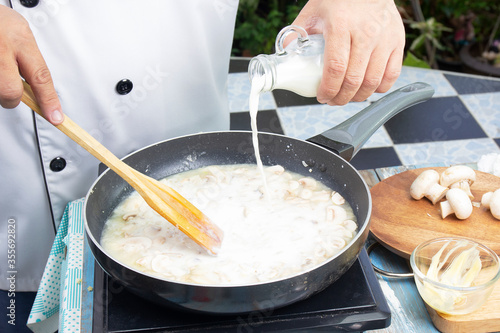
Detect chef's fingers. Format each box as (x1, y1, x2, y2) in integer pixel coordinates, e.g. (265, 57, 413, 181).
(351, 9, 404, 100)
(0, 7, 24, 109)
(376, 47, 404, 93)
(0, 6, 63, 125)
(350, 45, 393, 102)
(320, 28, 371, 106)
(0, 53, 24, 109)
(17, 43, 64, 125)
(316, 22, 350, 105)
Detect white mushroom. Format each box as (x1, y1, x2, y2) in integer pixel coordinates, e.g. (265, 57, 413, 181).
(331, 191, 345, 205)
(326, 236, 346, 250)
(288, 180, 300, 192)
(310, 190, 331, 201)
(450, 182, 475, 199)
(440, 165, 476, 199)
(135, 255, 154, 270)
(152, 236, 166, 245)
(338, 219, 357, 233)
(122, 213, 137, 221)
(481, 189, 500, 220)
(481, 192, 493, 208)
(144, 225, 162, 238)
(267, 165, 285, 175)
(118, 237, 152, 253)
(299, 189, 313, 200)
(440, 188, 473, 220)
(151, 254, 188, 276)
(298, 177, 317, 190)
(410, 170, 449, 204)
(207, 166, 228, 183)
(326, 205, 347, 223)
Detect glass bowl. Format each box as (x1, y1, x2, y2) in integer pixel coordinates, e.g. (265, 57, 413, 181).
(410, 237, 500, 315)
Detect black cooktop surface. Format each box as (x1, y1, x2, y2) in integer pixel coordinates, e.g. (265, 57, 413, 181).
(92, 249, 390, 332)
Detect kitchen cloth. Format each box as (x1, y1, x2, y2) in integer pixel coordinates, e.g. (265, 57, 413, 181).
(26, 198, 87, 333)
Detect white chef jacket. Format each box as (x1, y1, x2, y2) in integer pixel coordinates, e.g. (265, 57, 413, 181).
(0, 0, 239, 291)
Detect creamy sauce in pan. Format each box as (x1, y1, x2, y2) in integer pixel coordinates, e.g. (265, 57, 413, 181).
(101, 164, 357, 285)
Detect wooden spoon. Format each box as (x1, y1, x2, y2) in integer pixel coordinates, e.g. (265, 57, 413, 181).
(21, 80, 223, 255)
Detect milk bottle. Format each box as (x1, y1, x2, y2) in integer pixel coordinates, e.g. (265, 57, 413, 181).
(248, 25, 325, 97)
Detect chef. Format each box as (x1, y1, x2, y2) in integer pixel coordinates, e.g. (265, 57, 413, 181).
(0, 0, 404, 329)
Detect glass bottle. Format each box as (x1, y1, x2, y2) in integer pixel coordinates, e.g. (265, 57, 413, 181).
(248, 25, 325, 98)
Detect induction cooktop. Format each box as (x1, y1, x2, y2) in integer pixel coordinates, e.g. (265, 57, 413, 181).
(91, 249, 390, 332)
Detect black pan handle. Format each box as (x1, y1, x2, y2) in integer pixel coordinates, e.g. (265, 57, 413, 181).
(307, 82, 435, 161)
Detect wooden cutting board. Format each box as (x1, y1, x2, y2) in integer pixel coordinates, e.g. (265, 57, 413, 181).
(370, 166, 500, 333)
(370, 167, 500, 258)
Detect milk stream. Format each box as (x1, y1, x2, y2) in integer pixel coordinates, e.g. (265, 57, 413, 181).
(249, 75, 270, 196)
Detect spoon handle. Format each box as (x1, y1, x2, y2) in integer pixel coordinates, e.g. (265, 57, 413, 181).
(21, 80, 223, 254)
(21, 81, 139, 182)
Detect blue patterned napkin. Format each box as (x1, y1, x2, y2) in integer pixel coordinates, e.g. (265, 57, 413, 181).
(27, 198, 86, 333)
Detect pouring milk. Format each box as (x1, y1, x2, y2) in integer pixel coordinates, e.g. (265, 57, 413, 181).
(248, 25, 325, 192)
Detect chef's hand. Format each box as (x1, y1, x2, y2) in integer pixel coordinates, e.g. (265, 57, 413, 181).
(0, 5, 63, 125)
(293, 0, 405, 105)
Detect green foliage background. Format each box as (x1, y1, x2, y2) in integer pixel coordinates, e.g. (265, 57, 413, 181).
(399, 0, 500, 68)
(232, 0, 500, 71)
(232, 0, 308, 56)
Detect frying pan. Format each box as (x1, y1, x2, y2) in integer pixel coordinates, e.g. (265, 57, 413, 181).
(84, 82, 434, 314)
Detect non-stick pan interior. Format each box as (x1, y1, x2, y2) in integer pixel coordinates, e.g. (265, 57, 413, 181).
(86, 131, 370, 240)
(84, 131, 371, 313)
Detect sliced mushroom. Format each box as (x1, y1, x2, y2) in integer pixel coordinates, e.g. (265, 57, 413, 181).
(151, 254, 189, 276)
(298, 178, 317, 190)
(299, 189, 313, 200)
(338, 219, 357, 233)
(440, 188, 473, 220)
(410, 170, 449, 204)
(440, 165, 476, 199)
(310, 190, 331, 201)
(481, 189, 500, 220)
(152, 236, 167, 245)
(326, 205, 347, 223)
(288, 180, 300, 190)
(331, 191, 345, 205)
(119, 236, 152, 253)
(267, 165, 285, 175)
(327, 236, 346, 250)
(144, 225, 162, 237)
(122, 213, 137, 221)
(207, 166, 228, 183)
